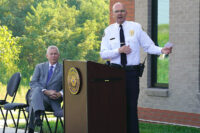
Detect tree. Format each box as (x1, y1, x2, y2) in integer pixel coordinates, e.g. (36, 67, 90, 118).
(19, 0, 78, 79)
(0, 0, 44, 37)
(66, 0, 109, 62)
(0, 25, 21, 83)
(0, 0, 109, 82)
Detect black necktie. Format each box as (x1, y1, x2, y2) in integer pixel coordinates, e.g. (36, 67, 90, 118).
(120, 24, 127, 66)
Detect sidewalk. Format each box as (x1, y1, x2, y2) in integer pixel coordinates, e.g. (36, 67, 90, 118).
(0, 117, 57, 133)
(0, 119, 28, 133)
(0, 126, 27, 133)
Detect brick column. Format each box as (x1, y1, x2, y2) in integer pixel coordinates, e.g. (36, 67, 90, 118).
(110, 0, 135, 24)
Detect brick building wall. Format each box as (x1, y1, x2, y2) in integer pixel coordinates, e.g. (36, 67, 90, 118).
(138, 107, 200, 127)
(109, 0, 200, 128)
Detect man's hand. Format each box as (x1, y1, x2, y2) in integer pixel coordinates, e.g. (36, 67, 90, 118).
(119, 45, 131, 54)
(43, 90, 62, 100)
(161, 47, 172, 55)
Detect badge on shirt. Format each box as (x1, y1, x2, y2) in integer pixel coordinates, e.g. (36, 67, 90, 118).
(129, 30, 134, 36)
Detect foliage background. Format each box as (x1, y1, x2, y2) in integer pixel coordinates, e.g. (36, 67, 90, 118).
(0, 0, 109, 85)
(0, 0, 169, 86)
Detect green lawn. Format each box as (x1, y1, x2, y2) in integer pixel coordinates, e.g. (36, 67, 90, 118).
(1, 83, 200, 133)
(157, 57, 169, 83)
(15, 121, 200, 133)
(157, 24, 169, 84)
(16, 121, 63, 133)
(140, 122, 200, 133)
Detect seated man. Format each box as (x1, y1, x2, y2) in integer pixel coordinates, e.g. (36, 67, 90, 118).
(28, 45, 63, 133)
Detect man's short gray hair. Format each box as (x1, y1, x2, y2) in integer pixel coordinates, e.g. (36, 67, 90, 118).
(112, 2, 126, 12)
(46, 45, 60, 54)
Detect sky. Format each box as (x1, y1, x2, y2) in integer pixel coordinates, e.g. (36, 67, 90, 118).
(158, 0, 169, 24)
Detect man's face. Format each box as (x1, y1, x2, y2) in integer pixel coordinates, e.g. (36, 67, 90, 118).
(113, 3, 127, 24)
(46, 48, 60, 65)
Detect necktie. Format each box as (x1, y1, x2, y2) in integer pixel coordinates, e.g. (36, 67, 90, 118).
(47, 65, 54, 84)
(120, 24, 127, 66)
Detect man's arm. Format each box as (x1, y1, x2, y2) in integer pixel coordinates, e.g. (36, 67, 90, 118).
(161, 47, 172, 54)
(100, 29, 120, 60)
(136, 24, 162, 55)
(29, 64, 46, 90)
(43, 83, 63, 100)
(43, 90, 62, 100)
(139, 29, 172, 55)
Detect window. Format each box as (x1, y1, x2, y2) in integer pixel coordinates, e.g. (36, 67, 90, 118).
(151, 0, 169, 88)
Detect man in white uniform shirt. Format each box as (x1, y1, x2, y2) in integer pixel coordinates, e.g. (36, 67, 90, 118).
(100, 2, 172, 133)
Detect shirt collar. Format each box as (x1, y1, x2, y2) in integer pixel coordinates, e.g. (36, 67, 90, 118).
(49, 63, 57, 68)
(115, 21, 127, 29)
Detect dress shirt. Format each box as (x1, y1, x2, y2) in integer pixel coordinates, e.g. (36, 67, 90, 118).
(48, 63, 56, 72)
(100, 21, 162, 65)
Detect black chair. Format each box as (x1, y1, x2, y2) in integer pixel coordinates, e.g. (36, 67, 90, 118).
(39, 108, 54, 133)
(0, 72, 21, 129)
(54, 109, 64, 133)
(3, 89, 31, 133)
(39, 106, 63, 133)
(25, 87, 64, 133)
(25, 92, 62, 133)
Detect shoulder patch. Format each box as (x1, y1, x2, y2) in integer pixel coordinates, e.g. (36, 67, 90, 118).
(142, 26, 145, 31)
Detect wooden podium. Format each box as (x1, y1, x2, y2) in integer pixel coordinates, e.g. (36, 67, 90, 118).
(63, 60, 126, 133)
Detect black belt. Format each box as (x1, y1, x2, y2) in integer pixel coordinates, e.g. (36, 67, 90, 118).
(110, 63, 140, 71)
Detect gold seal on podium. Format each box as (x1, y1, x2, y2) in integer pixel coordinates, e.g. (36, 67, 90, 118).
(67, 67, 81, 95)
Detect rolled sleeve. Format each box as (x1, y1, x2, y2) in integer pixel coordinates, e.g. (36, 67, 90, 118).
(138, 24, 162, 55)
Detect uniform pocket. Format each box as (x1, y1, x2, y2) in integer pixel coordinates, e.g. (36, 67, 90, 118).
(109, 39, 119, 49)
(126, 37, 139, 53)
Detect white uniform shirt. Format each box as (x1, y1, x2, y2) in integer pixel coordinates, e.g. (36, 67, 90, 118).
(100, 21, 162, 65)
